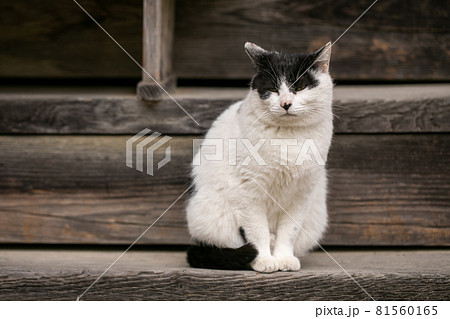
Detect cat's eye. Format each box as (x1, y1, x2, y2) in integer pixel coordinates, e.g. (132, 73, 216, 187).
(268, 88, 278, 93)
(295, 85, 307, 92)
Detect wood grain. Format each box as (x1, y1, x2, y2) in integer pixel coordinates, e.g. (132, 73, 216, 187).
(1, 85, 449, 134)
(1, 0, 448, 80)
(0, 135, 448, 246)
(0, 0, 142, 78)
(138, 0, 176, 100)
(0, 249, 449, 300)
(174, 0, 450, 80)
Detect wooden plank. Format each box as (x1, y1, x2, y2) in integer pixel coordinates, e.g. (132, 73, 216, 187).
(0, 85, 449, 134)
(2, 1, 448, 81)
(0, 0, 142, 78)
(0, 249, 449, 300)
(174, 0, 450, 80)
(137, 0, 176, 100)
(0, 135, 448, 246)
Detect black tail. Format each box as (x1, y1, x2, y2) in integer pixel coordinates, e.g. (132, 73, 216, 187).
(187, 243, 258, 270)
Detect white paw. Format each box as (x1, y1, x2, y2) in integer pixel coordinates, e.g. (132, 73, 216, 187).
(275, 255, 301, 271)
(251, 255, 279, 273)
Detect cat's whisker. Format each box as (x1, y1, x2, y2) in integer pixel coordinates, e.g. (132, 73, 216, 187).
(331, 112, 341, 120)
(332, 103, 351, 110)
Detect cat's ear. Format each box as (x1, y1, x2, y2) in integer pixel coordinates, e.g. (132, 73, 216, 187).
(244, 42, 268, 66)
(313, 42, 332, 73)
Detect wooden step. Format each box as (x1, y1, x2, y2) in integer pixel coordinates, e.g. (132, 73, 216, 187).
(1, 84, 449, 134)
(0, 249, 448, 300)
(0, 85, 449, 246)
(0, 134, 448, 246)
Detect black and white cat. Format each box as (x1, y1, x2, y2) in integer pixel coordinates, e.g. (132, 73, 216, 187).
(186, 42, 333, 272)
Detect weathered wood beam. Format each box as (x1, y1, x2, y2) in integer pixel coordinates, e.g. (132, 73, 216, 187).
(0, 135, 448, 246)
(1, 1, 448, 81)
(137, 0, 176, 100)
(1, 85, 449, 134)
(0, 249, 449, 300)
(174, 0, 450, 80)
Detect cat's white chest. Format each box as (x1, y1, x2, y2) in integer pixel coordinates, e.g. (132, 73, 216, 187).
(238, 127, 329, 173)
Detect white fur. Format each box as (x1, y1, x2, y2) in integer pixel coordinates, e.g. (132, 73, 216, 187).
(186, 70, 334, 273)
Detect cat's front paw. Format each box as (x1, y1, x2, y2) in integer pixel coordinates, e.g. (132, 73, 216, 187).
(251, 255, 279, 273)
(275, 255, 301, 271)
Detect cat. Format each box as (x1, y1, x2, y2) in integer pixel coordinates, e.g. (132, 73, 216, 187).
(186, 42, 333, 272)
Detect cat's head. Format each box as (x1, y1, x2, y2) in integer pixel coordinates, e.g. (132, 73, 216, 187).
(245, 42, 333, 127)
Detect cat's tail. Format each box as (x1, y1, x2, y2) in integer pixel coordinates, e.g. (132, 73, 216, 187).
(187, 243, 258, 270)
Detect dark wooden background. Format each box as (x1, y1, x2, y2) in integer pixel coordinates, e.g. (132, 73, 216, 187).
(0, 86, 449, 246)
(0, 134, 448, 246)
(1, 0, 449, 80)
(0, 0, 449, 247)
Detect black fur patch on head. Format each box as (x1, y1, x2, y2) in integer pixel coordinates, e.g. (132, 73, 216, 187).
(248, 49, 321, 100)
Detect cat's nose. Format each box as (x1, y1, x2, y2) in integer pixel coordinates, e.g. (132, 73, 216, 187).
(281, 102, 291, 111)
